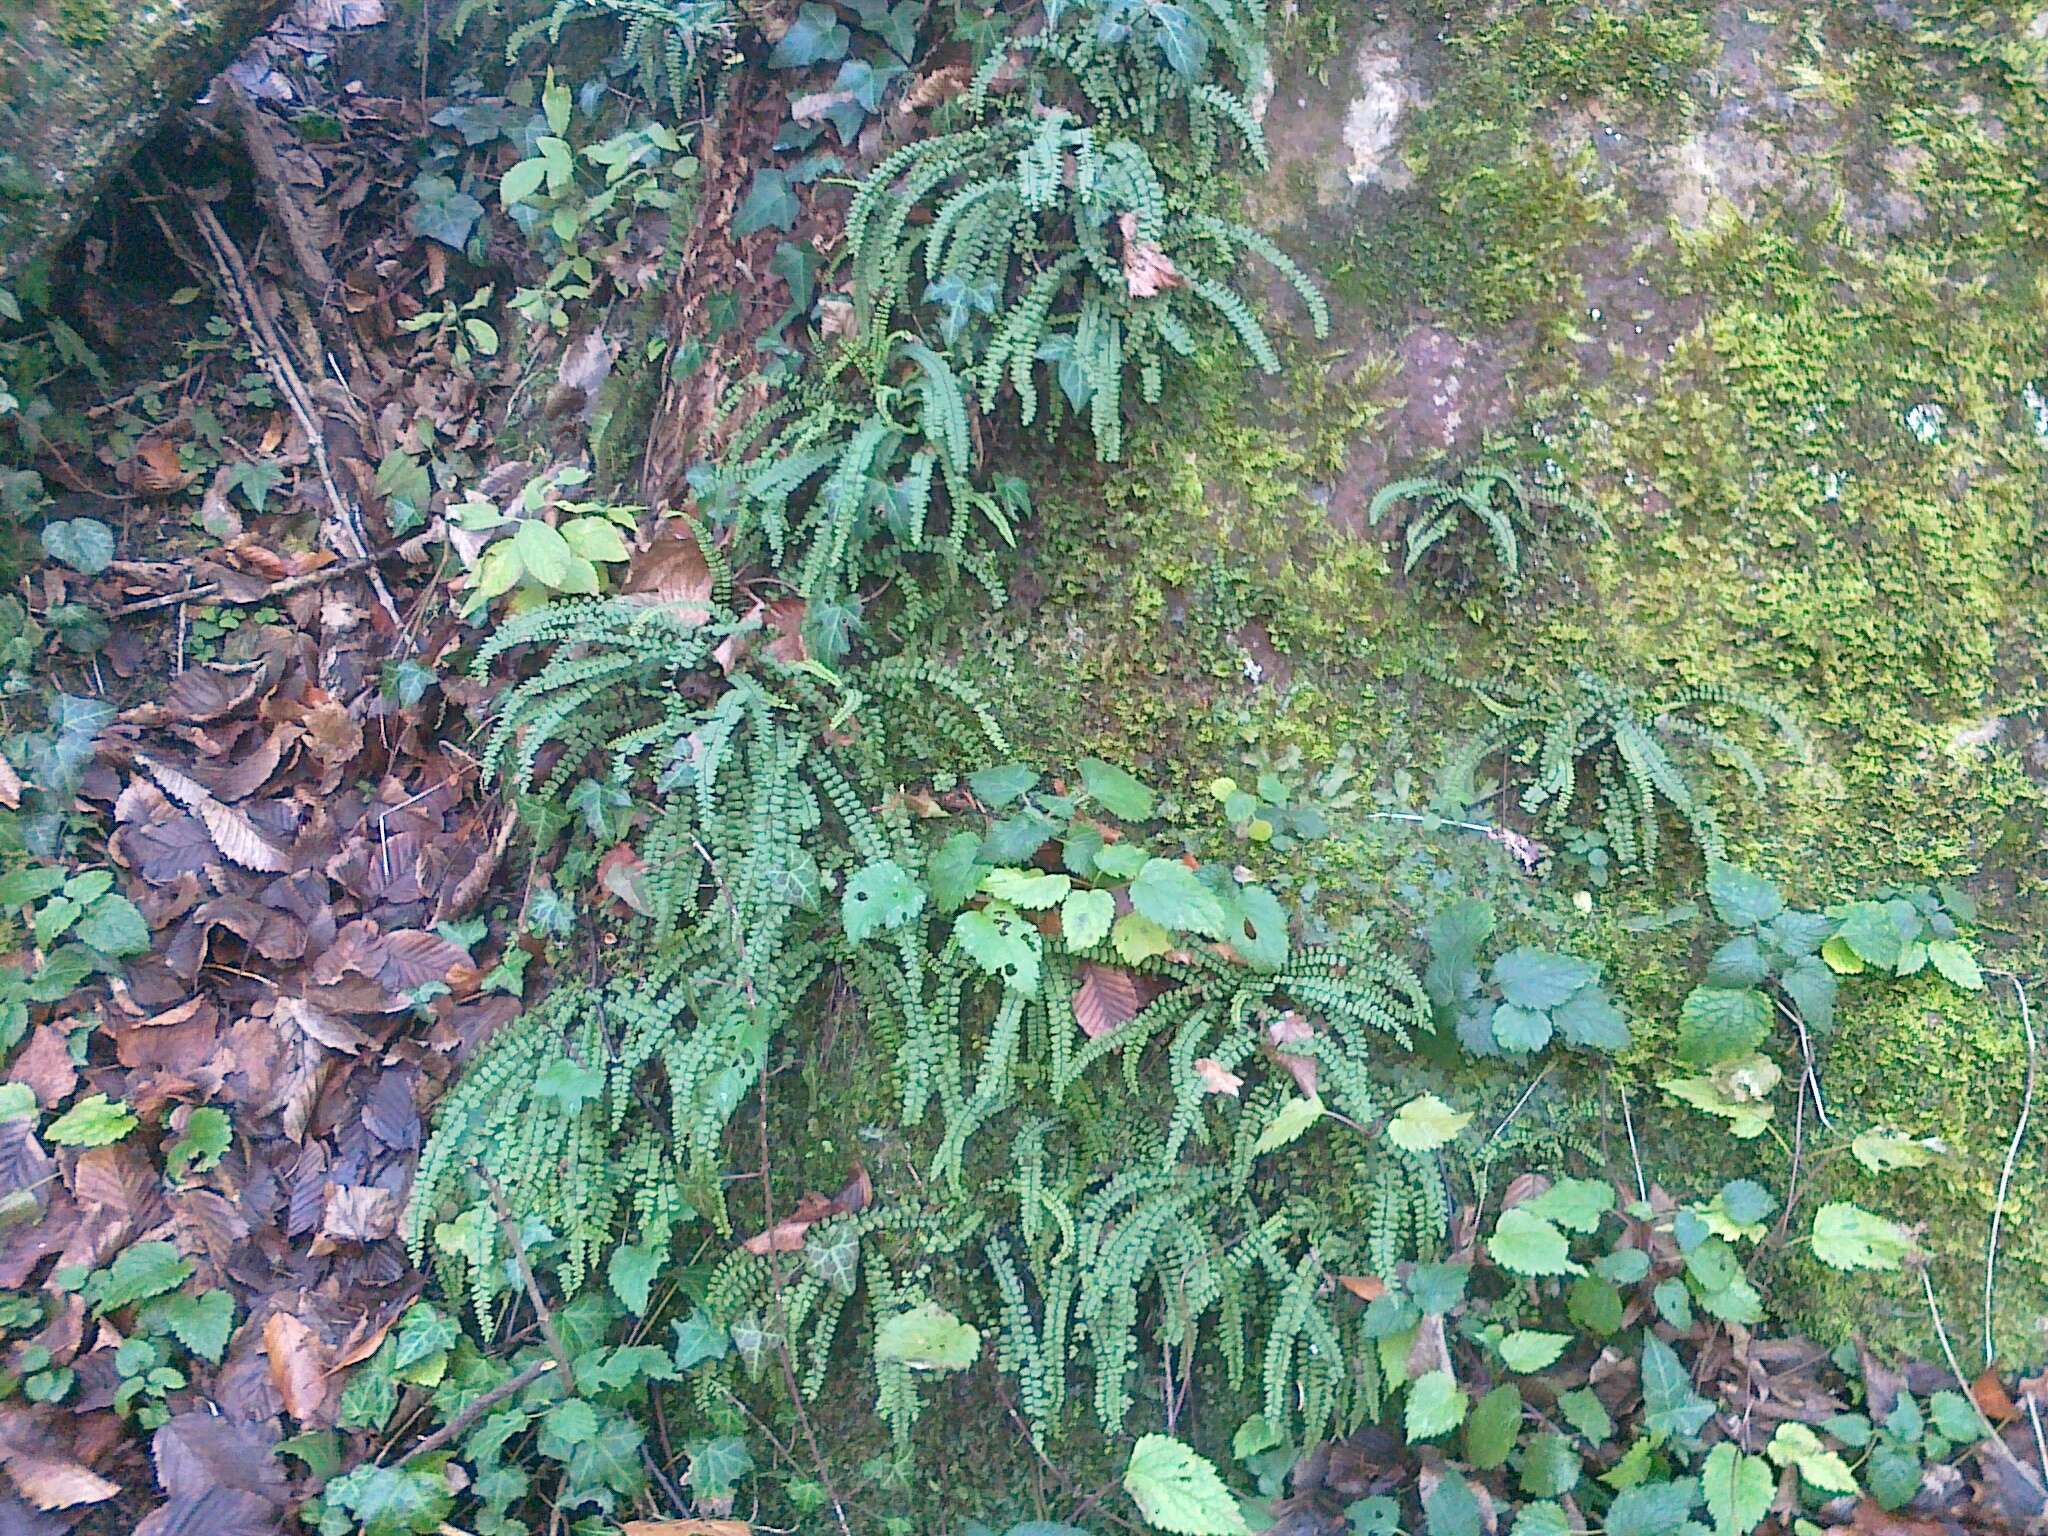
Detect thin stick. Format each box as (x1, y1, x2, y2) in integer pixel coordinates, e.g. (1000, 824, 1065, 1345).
(397, 1357, 556, 1464)
(1618, 1082, 1648, 1203)
(107, 549, 399, 618)
(1772, 992, 1831, 1129)
(1985, 973, 2036, 1369)
(1921, 1266, 2040, 1486)
(477, 1164, 576, 1395)
(2028, 1393, 2048, 1488)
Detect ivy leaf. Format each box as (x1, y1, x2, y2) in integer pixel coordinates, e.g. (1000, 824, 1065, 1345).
(686, 1434, 754, 1496)
(1675, 986, 1770, 1065)
(843, 860, 924, 942)
(322, 1463, 454, 1536)
(1404, 1369, 1468, 1440)
(955, 903, 1043, 994)
(224, 460, 287, 513)
(41, 518, 113, 575)
(1491, 948, 1595, 1009)
(1060, 887, 1115, 951)
(1148, 1, 1208, 77)
(1701, 1443, 1772, 1536)
(1078, 756, 1155, 820)
(1129, 858, 1230, 939)
(607, 1243, 661, 1316)
(47, 1093, 137, 1146)
(1122, 1434, 1249, 1535)
(1811, 1201, 1913, 1270)
(1498, 1330, 1571, 1372)
(804, 1231, 860, 1296)
(1488, 1208, 1583, 1276)
(733, 169, 800, 237)
(1252, 1094, 1322, 1155)
(768, 2, 849, 66)
(1640, 1335, 1712, 1442)
(672, 1308, 731, 1370)
(1706, 863, 1783, 928)
(1386, 1093, 1471, 1153)
(874, 1301, 980, 1371)
(408, 173, 484, 248)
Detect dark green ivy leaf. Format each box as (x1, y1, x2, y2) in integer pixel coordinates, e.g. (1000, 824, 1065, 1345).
(768, 3, 849, 66)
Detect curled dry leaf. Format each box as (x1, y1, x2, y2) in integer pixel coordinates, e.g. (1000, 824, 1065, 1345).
(623, 523, 714, 625)
(0, 755, 21, 809)
(1118, 211, 1185, 299)
(263, 1311, 331, 1424)
(1501, 1172, 1552, 1212)
(1266, 1010, 1318, 1096)
(1074, 962, 1142, 1040)
(133, 438, 197, 496)
(1193, 1056, 1243, 1096)
(1338, 1274, 1387, 1302)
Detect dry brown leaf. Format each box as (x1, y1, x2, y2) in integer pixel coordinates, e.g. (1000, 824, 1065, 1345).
(0, 754, 21, 809)
(1118, 211, 1185, 298)
(623, 1522, 753, 1535)
(624, 524, 714, 625)
(136, 754, 292, 873)
(7, 1025, 78, 1108)
(1501, 1172, 1552, 1211)
(1338, 1274, 1388, 1302)
(1266, 1010, 1317, 1095)
(264, 1311, 332, 1423)
(1074, 962, 1141, 1039)
(1972, 1369, 2018, 1421)
(5, 1451, 121, 1508)
(741, 1190, 835, 1255)
(134, 438, 197, 496)
(312, 1183, 399, 1252)
(1193, 1056, 1242, 1096)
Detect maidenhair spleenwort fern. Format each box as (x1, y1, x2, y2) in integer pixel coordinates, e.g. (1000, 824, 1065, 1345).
(1369, 463, 1610, 582)
(1442, 667, 1806, 876)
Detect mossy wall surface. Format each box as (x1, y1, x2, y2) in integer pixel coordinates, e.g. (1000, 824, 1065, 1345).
(925, 0, 2048, 1360)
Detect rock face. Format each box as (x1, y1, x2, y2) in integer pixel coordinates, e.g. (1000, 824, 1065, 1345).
(0, 0, 288, 278)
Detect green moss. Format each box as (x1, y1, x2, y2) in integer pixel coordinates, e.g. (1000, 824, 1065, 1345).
(54, 0, 115, 47)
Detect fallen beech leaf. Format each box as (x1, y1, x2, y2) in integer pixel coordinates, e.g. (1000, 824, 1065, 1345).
(1501, 1172, 1553, 1212)
(136, 754, 292, 873)
(313, 1183, 399, 1251)
(1972, 1368, 2018, 1421)
(134, 437, 197, 496)
(1074, 962, 1142, 1040)
(1266, 1010, 1317, 1096)
(263, 1311, 331, 1423)
(1339, 1274, 1388, 1302)
(1193, 1056, 1243, 1096)
(741, 1190, 835, 1255)
(1119, 211, 1185, 298)
(624, 523, 714, 624)
(623, 1522, 753, 1535)
(4, 1451, 121, 1508)
(7, 1025, 78, 1108)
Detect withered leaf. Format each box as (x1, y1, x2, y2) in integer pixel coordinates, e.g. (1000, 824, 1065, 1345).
(136, 756, 292, 874)
(1192, 1056, 1242, 1096)
(262, 1312, 330, 1424)
(1074, 962, 1141, 1040)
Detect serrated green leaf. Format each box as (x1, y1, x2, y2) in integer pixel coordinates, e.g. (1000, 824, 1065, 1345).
(1078, 756, 1155, 820)
(1122, 1434, 1249, 1535)
(1676, 986, 1771, 1065)
(47, 1093, 136, 1146)
(1521, 1177, 1614, 1233)
(1766, 1423, 1858, 1494)
(955, 903, 1042, 994)
(1811, 1201, 1912, 1271)
(968, 762, 1037, 808)
(1060, 887, 1115, 951)
(1498, 1330, 1571, 1372)
(1253, 1094, 1322, 1155)
(1386, 1093, 1470, 1152)
(140, 1289, 233, 1363)
(1113, 910, 1173, 965)
(1926, 938, 1982, 991)
(1129, 858, 1230, 940)
(874, 1301, 979, 1371)
(1706, 863, 1783, 928)
(1488, 1207, 1583, 1276)
(1702, 1443, 1772, 1536)
(1491, 947, 1596, 1009)
(981, 867, 1071, 909)
(1404, 1368, 1467, 1440)
(1465, 1384, 1522, 1469)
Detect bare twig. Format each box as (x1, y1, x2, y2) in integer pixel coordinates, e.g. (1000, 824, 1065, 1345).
(107, 548, 400, 617)
(396, 1357, 556, 1465)
(477, 1163, 576, 1395)
(226, 78, 333, 294)
(1921, 1265, 2042, 1488)
(1984, 971, 2037, 1369)
(1771, 992, 1831, 1129)
(1618, 1082, 1648, 1203)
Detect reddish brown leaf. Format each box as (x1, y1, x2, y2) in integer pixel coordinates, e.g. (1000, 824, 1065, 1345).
(623, 1523, 754, 1535)
(597, 845, 654, 916)
(262, 1312, 330, 1424)
(133, 438, 196, 496)
(378, 930, 465, 991)
(1266, 1010, 1317, 1095)
(6, 1027, 77, 1108)
(1193, 1057, 1242, 1096)
(1339, 1274, 1388, 1302)
(1972, 1369, 2018, 1422)
(1118, 211, 1186, 298)
(1074, 962, 1142, 1040)
(624, 524, 714, 624)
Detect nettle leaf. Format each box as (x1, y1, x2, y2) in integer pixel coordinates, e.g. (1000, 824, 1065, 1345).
(1766, 1423, 1858, 1494)
(1078, 756, 1154, 820)
(1513, 1435, 1581, 1499)
(1675, 986, 1770, 1066)
(90, 1242, 193, 1311)
(1927, 938, 1983, 991)
(1113, 910, 1173, 965)
(874, 1301, 979, 1371)
(1605, 1478, 1700, 1536)
(843, 860, 924, 942)
(769, 2, 850, 66)
(1521, 1177, 1614, 1234)
(1706, 863, 1783, 929)
(928, 831, 984, 913)
(1491, 948, 1595, 1010)
(41, 518, 114, 575)
(1123, 1434, 1249, 1535)
(47, 1093, 137, 1146)
(1405, 1369, 1468, 1441)
(142, 1289, 234, 1363)
(1253, 1094, 1323, 1156)
(981, 867, 1071, 910)
(1640, 1335, 1712, 1442)
(969, 762, 1038, 807)
(75, 893, 149, 956)
(1060, 887, 1115, 951)
(1830, 899, 1908, 969)
(955, 903, 1043, 994)
(1498, 1330, 1571, 1372)
(1423, 1467, 1485, 1536)
(1811, 1201, 1912, 1271)
(1552, 986, 1629, 1052)
(1386, 1093, 1471, 1153)
(1779, 955, 1837, 1034)
(1851, 1127, 1944, 1172)
(1488, 1208, 1583, 1277)
(1129, 858, 1230, 939)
